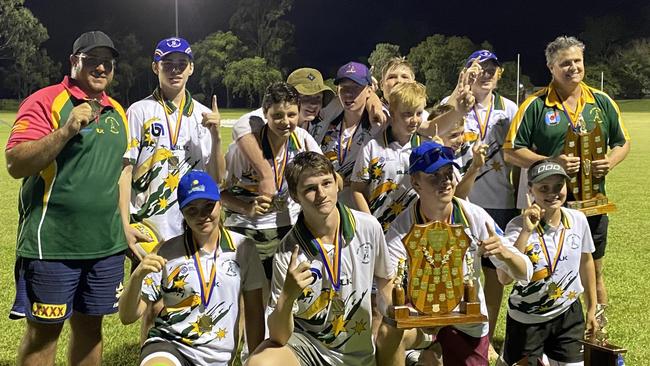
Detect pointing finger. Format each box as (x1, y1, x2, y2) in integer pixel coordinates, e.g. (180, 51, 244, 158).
(290, 245, 300, 269)
(212, 95, 219, 112)
(485, 221, 496, 237)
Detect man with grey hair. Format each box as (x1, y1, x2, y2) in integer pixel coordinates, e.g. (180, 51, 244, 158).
(504, 35, 630, 325)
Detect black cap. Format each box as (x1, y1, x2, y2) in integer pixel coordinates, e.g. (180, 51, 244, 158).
(72, 31, 119, 57)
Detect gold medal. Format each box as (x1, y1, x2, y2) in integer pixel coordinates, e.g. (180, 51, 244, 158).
(168, 156, 180, 170)
(330, 293, 346, 317)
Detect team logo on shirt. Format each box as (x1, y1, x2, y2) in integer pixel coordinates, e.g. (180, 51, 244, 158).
(151, 122, 165, 137)
(567, 234, 581, 249)
(222, 259, 240, 277)
(357, 242, 372, 264)
(545, 110, 561, 126)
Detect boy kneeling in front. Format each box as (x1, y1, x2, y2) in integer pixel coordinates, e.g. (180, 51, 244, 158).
(246, 151, 394, 366)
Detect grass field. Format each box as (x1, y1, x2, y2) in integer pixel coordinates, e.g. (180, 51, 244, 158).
(0, 102, 648, 365)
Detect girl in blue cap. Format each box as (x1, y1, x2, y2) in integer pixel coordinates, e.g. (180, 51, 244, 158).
(119, 170, 265, 366)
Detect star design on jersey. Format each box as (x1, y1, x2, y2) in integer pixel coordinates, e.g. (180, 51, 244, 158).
(331, 315, 347, 336)
(549, 286, 564, 300)
(491, 161, 502, 172)
(164, 172, 180, 190)
(567, 290, 578, 300)
(382, 221, 391, 231)
(191, 314, 216, 336)
(144, 132, 154, 145)
(215, 327, 227, 340)
(352, 320, 367, 335)
(530, 252, 540, 264)
(144, 277, 154, 286)
(371, 166, 383, 180)
(158, 197, 168, 209)
(389, 202, 405, 215)
(173, 277, 187, 290)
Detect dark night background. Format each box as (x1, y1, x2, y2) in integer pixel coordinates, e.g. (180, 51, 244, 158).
(17, 0, 650, 92)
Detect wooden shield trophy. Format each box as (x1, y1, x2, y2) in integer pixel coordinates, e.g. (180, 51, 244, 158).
(563, 121, 616, 216)
(390, 221, 486, 328)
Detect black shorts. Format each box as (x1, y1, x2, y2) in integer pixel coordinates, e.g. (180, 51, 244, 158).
(140, 340, 193, 366)
(482, 208, 520, 269)
(588, 214, 609, 260)
(503, 300, 585, 365)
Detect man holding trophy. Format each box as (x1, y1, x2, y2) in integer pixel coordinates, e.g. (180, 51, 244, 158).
(504, 36, 630, 331)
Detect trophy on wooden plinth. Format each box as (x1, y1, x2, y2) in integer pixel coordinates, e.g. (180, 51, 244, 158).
(580, 304, 627, 366)
(390, 221, 486, 329)
(563, 120, 616, 216)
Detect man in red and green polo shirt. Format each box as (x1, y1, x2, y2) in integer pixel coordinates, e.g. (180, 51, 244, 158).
(5, 31, 128, 366)
(504, 36, 630, 320)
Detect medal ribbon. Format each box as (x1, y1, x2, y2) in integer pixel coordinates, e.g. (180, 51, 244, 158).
(472, 94, 493, 141)
(312, 217, 343, 291)
(555, 90, 585, 132)
(157, 91, 186, 150)
(263, 126, 290, 190)
(337, 121, 360, 164)
(189, 231, 220, 308)
(535, 224, 566, 275)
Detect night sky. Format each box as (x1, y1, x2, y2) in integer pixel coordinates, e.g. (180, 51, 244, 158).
(23, 0, 650, 85)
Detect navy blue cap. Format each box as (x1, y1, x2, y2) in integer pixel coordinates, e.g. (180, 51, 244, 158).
(409, 142, 459, 175)
(177, 171, 220, 209)
(154, 37, 193, 62)
(465, 50, 501, 67)
(334, 61, 372, 86)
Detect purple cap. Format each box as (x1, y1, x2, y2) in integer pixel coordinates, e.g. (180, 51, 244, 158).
(154, 37, 193, 62)
(465, 50, 501, 67)
(334, 61, 372, 86)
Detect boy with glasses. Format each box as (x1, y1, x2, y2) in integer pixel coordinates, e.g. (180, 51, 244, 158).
(119, 36, 225, 342)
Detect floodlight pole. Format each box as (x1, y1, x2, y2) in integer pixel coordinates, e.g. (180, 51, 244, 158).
(175, 0, 179, 37)
(516, 53, 521, 105)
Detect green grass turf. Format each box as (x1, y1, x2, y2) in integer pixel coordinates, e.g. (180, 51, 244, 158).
(0, 102, 648, 365)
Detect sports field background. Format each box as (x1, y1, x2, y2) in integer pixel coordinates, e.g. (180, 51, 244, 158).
(0, 101, 648, 365)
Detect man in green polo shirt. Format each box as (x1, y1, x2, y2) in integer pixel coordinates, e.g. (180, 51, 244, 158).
(504, 35, 630, 320)
(6, 31, 128, 365)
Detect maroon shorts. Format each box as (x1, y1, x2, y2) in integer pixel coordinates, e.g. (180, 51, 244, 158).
(432, 326, 489, 366)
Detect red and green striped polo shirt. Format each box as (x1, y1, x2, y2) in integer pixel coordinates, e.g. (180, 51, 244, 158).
(7, 76, 129, 259)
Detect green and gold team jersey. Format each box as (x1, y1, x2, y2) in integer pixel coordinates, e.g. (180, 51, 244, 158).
(505, 82, 629, 158)
(7, 76, 128, 259)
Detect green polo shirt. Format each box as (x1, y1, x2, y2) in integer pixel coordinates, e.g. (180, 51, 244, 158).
(8, 77, 128, 260)
(505, 82, 630, 194)
(505, 82, 629, 156)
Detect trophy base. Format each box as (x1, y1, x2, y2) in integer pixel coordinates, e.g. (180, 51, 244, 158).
(580, 340, 627, 366)
(567, 195, 616, 217)
(390, 302, 487, 329)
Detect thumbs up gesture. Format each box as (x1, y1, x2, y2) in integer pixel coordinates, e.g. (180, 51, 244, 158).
(479, 222, 511, 261)
(283, 245, 314, 301)
(202, 95, 221, 138)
